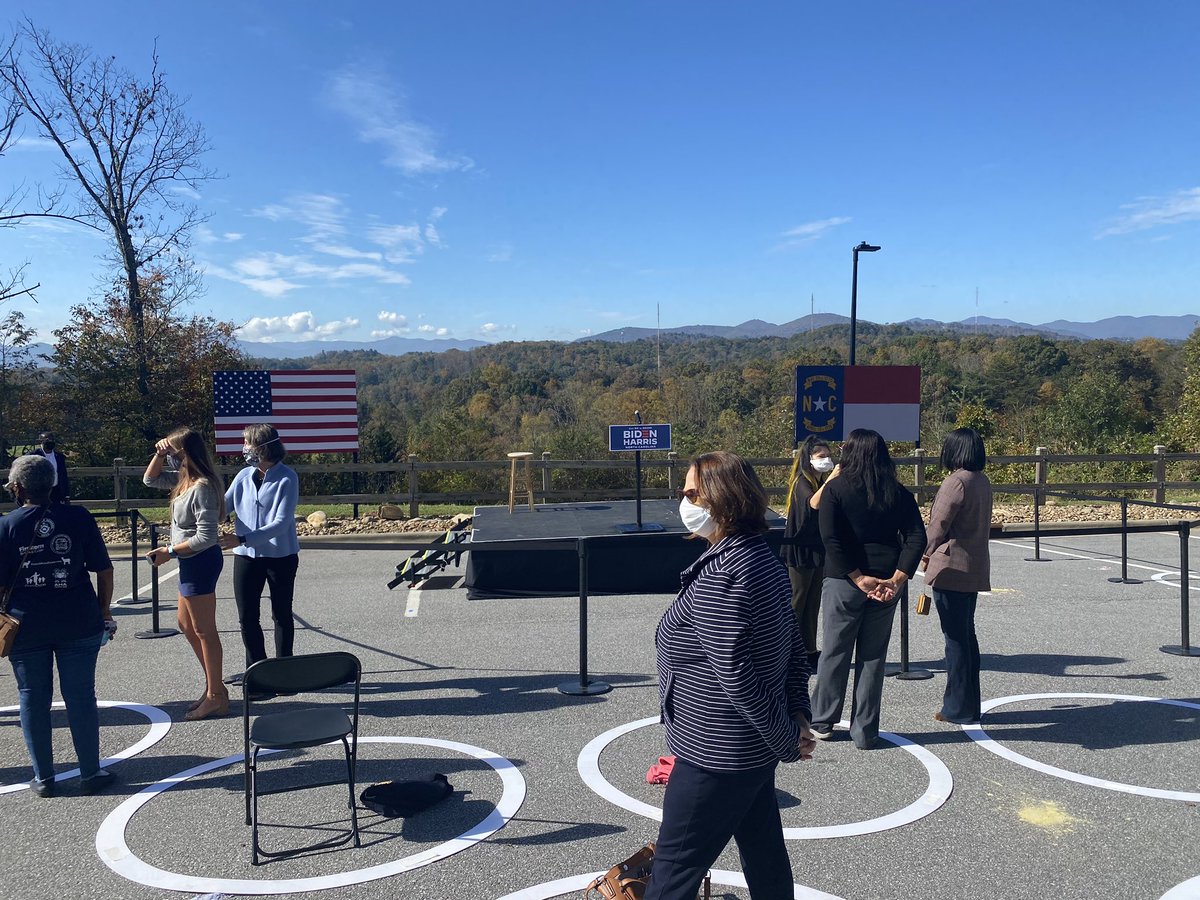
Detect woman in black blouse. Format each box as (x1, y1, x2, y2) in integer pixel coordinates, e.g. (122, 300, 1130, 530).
(809, 429, 926, 750)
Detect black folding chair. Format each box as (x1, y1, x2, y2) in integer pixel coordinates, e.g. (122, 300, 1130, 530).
(242, 651, 362, 865)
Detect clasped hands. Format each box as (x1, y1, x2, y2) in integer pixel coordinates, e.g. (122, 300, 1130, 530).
(851, 570, 907, 603)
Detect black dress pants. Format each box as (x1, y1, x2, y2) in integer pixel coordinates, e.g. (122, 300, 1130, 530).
(645, 757, 793, 900)
(233, 553, 299, 667)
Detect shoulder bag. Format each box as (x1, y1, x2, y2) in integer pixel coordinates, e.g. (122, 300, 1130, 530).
(582, 842, 710, 900)
(0, 507, 50, 657)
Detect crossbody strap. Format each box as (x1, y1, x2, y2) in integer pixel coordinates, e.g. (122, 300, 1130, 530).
(1, 506, 51, 614)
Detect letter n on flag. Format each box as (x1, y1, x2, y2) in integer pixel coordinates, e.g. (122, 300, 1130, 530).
(213, 370, 359, 454)
(843, 366, 920, 441)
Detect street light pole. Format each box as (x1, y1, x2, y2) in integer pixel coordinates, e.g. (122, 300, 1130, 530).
(849, 241, 881, 366)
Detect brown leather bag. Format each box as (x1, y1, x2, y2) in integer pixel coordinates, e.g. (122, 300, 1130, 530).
(582, 843, 710, 900)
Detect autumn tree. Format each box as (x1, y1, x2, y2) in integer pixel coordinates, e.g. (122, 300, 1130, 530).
(51, 266, 243, 460)
(1, 21, 215, 428)
(0, 308, 41, 461)
(1164, 326, 1200, 451)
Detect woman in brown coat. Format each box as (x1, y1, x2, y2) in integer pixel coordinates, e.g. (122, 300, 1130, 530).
(923, 428, 993, 725)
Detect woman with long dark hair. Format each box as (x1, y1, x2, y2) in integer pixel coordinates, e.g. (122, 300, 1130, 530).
(143, 427, 228, 720)
(782, 435, 837, 668)
(809, 429, 926, 750)
(924, 427, 993, 725)
(647, 451, 814, 900)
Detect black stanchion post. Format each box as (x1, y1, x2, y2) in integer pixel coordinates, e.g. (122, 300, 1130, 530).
(1025, 488, 1050, 562)
(136, 520, 179, 640)
(558, 538, 612, 695)
(887, 588, 933, 680)
(128, 509, 139, 604)
(1162, 521, 1197, 657)
(1108, 497, 1142, 585)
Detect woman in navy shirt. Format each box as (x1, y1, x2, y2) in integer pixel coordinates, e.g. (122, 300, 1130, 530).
(219, 424, 300, 676)
(648, 451, 815, 900)
(1, 455, 115, 796)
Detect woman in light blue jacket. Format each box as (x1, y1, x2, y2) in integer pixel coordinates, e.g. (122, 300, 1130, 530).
(218, 424, 300, 675)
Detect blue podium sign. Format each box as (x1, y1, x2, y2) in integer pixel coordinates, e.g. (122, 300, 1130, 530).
(609, 424, 672, 452)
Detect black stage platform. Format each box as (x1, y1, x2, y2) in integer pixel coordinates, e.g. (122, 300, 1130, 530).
(464, 499, 784, 599)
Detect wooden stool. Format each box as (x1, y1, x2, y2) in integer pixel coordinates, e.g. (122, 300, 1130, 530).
(507, 452, 535, 513)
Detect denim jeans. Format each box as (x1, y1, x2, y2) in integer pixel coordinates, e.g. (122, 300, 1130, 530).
(9, 631, 103, 783)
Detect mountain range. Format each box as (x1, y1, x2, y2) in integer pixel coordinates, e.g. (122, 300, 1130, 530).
(20, 313, 1198, 364)
(582, 313, 1199, 343)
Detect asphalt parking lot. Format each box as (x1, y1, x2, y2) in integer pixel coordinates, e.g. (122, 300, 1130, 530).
(1, 526, 1198, 900)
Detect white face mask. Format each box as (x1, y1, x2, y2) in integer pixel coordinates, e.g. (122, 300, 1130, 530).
(679, 497, 718, 538)
(811, 456, 835, 474)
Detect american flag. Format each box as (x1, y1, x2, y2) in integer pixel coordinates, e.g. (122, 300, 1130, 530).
(213, 370, 359, 454)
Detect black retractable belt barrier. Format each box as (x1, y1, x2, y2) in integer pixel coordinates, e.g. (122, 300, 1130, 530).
(1107, 497, 1144, 585)
(558, 538, 612, 696)
(1162, 521, 1198, 658)
(135, 520, 179, 640)
(887, 591, 933, 680)
(1024, 488, 1050, 563)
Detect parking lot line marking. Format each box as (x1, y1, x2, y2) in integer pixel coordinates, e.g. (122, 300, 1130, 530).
(117, 566, 180, 604)
(405, 584, 423, 617)
(991, 539, 1196, 585)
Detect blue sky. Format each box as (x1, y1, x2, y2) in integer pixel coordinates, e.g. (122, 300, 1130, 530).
(3, 1, 1199, 346)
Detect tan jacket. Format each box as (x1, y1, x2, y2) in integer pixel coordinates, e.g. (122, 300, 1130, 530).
(924, 469, 992, 593)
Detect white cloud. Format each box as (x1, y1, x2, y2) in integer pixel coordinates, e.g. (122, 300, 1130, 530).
(371, 328, 409, 338)
(223, 232, 244, 242)
(775, 216, 852, 250)
(310, 242, 383, 261)
(480, 322, 501, 333)
(378, 310, 408, 326)
(417, 324, 435, 333)
(322, 64, 473, 175)
(238, 311, 359, 342)
(253, 194, 348, 239)
(479, 322, 517, 337)
(1097, 187, 1200, 238)
(430, 207, 447, 220)
(436, 327, 449, 337)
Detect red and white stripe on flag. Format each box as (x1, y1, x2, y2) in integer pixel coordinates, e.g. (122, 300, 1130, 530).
(842, 366, 921, 441)
(213, 370, 359, 454)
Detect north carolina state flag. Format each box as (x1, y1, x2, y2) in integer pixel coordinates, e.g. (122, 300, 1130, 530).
(795, 366, 920, 442)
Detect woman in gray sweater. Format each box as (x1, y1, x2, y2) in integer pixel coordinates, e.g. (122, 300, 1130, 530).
(144, 427, 228, 720)
(923, 428, 993, 725)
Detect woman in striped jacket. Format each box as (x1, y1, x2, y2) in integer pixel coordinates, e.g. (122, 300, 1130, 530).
(647, 451, 816, 900)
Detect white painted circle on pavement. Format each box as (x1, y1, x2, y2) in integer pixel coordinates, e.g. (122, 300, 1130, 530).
(95, 736, 526, 895)
(495, 867, 845, 900)
(0, 700, 171, 794)
(1161, 873, 1200, 899)
(577, 716, 953, 839)
(963, 693, 1200, 802)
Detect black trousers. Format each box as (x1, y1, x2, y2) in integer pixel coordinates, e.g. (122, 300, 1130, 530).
(933, 589, 981, 723)
(645, 757, 793, 900)
(233, 553, 299, 667)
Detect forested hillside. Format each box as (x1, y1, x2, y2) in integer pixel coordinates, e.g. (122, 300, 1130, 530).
(254, 322, 1192, 464)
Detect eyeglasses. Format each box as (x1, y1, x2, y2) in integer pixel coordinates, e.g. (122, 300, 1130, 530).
(676, 488, 700, 502)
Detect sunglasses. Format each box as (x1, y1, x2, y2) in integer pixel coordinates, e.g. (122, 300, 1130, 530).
(676, 488, 700, 502)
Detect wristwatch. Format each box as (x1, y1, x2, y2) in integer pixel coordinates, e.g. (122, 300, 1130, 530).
(167, 545, 177, 559)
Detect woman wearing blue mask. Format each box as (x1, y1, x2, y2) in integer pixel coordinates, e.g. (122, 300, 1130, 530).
(782, 435, 838, 669)
(648, 451, 815, 900)
(217, 424, 300, 683)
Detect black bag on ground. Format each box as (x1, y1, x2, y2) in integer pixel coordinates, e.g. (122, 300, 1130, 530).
(360, 773, 453, 817)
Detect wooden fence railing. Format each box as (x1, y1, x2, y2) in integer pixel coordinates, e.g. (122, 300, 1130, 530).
(3, 446, 1196, 516)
